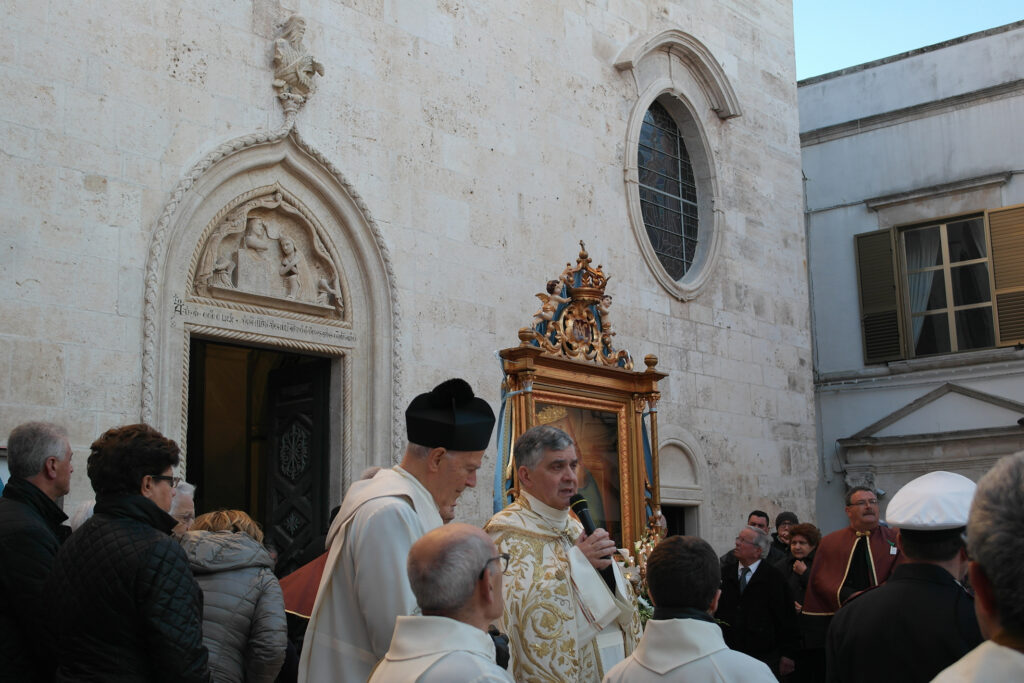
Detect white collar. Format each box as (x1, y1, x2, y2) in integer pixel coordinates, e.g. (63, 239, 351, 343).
(632, 618, 729, 673)
(739, 558, 761, 577)
(385, 615, 496, 662)
(521, 490, 571, 530)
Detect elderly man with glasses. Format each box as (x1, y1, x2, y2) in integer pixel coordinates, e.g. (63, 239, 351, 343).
(715, 525, 799, 677)
(369, 523, 514, 682)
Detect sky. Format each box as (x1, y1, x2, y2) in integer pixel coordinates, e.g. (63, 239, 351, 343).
(793, 0, 1024, 80)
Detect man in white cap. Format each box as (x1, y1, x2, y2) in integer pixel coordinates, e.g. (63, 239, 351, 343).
(299, 378, 496, 682)
(825, 471, 982, 683)
(933, 452, 1024, 682)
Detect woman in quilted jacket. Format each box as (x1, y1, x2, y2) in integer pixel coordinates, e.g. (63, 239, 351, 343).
(181, 510, 288, 683)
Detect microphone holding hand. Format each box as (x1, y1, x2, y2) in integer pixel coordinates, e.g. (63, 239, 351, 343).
(570, 494, 617, 588)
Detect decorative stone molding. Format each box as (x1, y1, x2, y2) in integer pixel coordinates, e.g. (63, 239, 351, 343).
(142, 121, 403, 489)
(656, 424, 709, 537)
(614, 29, 742, 120)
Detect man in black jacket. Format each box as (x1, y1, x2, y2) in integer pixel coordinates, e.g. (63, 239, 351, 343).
(826, 471, 982, 683)
(0, 422, 73, 682)
(716, 525, 799, 677)
(48, 423, 211, 683)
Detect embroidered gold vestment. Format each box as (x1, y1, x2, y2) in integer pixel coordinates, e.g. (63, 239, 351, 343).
(485, 493, 640, 682)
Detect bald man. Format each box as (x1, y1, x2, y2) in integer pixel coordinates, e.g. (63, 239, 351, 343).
(369, 523, 513, 682)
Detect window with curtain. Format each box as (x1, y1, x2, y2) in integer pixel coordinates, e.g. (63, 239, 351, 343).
(638, 101, 698, 280)
(901, 216, 994, 356)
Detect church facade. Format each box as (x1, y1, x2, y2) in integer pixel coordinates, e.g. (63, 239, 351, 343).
(0, 0, 813, 557)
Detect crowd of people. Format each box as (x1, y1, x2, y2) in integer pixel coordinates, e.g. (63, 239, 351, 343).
(1, 377, 1023, 682)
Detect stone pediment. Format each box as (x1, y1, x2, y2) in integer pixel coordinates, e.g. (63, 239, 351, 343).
(192, 185, 345, 319)
(847, 383, 1024, 440)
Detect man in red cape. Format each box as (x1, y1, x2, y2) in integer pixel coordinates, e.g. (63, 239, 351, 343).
(804, 487, 900, 617)
(799, 485, 900, 674)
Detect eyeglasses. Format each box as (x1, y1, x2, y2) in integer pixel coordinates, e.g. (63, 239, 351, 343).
(479, 553, 511, 579)
(846, 499, 879, 508)
(151, 475, 182, 488)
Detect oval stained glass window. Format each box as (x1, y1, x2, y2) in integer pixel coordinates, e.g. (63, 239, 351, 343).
(638, 100, 698, 280)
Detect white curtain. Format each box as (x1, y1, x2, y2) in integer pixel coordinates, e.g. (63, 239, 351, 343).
(906, 229, 942, 346)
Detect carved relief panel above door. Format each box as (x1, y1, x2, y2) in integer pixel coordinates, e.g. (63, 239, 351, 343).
(193, 186, 347, 318)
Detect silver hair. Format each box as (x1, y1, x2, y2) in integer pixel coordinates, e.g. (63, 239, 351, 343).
(968, 451, 1024, 634)
(6, 422, 68, 479)
(746, 526, 772, 556)
(406, 443, 432, 459)
(169, 482, 196, 524)
(408, 531, 494, 613)
(514, 425, 574, 471)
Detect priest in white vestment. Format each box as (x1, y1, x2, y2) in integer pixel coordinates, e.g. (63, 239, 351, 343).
(603, 535, 775, 683)
(368, 523, 515, 682)
(485, 425, 640, 682)
(298, 378, 495, 683)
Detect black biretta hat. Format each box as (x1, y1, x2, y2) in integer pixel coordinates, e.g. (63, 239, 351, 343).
(405, 378, 496, 451)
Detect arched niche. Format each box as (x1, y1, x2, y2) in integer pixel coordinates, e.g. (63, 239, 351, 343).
(616, 29, 740, 301)
(142, 127, 399, 496)
(657, 425, 709, 536)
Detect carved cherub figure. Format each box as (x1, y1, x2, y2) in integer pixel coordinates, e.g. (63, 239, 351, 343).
(598, 294, 614, 333)
(532, 279, 570, 326)
(273, 14, 324, 100)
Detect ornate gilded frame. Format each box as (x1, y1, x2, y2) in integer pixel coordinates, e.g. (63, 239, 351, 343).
(498, 243, 665, 550)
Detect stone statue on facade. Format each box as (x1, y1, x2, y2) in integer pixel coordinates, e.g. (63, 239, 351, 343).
(273, 14, 324, 108)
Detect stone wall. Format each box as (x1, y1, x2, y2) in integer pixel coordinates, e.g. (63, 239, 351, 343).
(0, 0, 814, 553)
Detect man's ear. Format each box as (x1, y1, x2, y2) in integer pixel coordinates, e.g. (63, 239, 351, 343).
(426, 447, 447, 473)
(43, 457, 59, 480)
(516, 465, 531, 489)
(708, 588, 721, 614)
(969, 562, 995, 613)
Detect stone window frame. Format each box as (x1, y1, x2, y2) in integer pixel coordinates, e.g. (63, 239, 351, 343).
(616, 29, 740, 301)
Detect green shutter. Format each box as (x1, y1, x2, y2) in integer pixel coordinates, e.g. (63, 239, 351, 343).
(854, 229, 904, 364)
(989, 205, 1024, 346)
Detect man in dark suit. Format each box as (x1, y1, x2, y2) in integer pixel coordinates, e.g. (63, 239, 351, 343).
(716, 525, 798, 677)
(826, 471, 982, 683)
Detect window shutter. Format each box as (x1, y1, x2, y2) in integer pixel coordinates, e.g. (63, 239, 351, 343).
(854, 229, 904, 363)
(989, 205, 1024, 346)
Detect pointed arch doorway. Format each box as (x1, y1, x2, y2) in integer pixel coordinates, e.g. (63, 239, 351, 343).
(186, 338, 332, 575)
(143, 128, 400, 576)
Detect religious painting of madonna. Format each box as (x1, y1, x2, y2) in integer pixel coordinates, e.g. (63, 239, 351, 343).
(535, 399, 627, 546)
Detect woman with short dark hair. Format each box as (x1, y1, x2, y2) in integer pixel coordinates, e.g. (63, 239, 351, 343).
(782, 522, 824, 683)
(47, 424, 211, 682)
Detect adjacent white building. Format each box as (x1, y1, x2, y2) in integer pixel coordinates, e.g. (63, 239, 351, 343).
(800, 21, 1024, 531)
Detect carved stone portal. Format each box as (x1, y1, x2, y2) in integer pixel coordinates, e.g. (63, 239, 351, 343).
(194, 189, 345, 318)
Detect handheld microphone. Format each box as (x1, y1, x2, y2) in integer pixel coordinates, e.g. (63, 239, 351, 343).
(569, 494, 617, 590)
(569, 494, 598, 536)
(569, 494, 611, 560)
